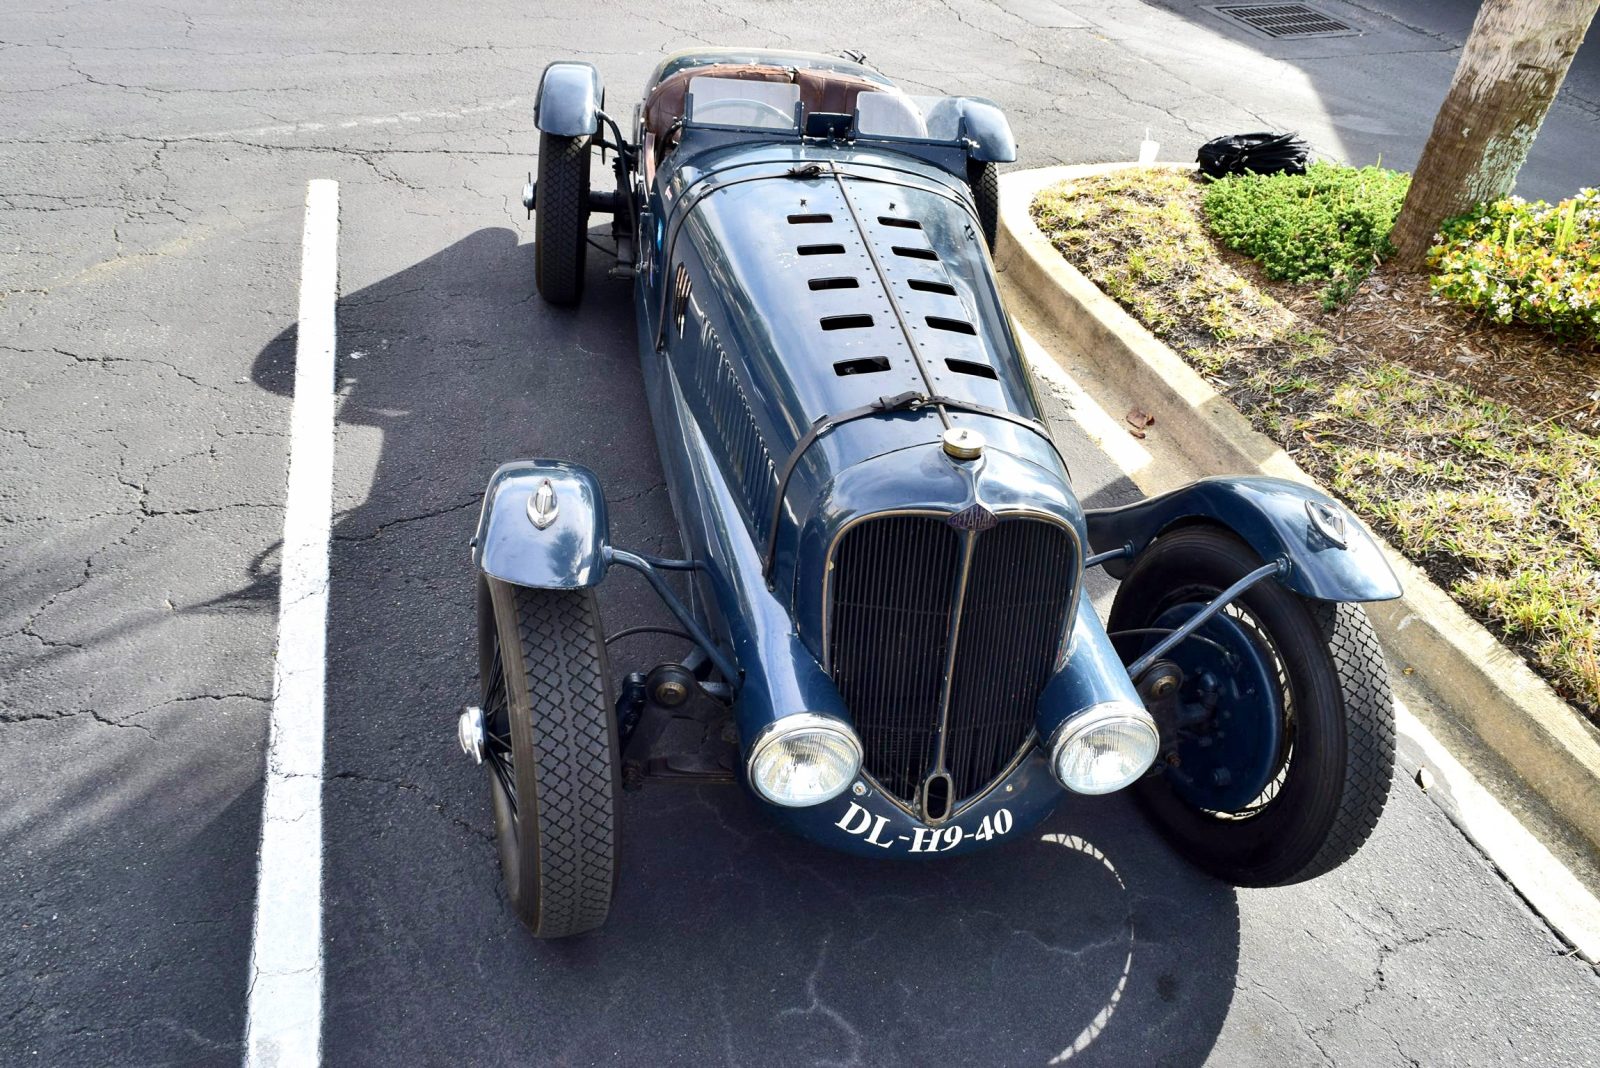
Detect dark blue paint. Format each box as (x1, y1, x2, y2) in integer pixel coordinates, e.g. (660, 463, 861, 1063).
(1035, 591, 1145, 743)
(635, 299, 1125, 853)
(651, 139, 1061, 638)
(1084, 476, 1402, 602)
(790, 443, 1086, 660)
(535, 61, 604, 137)
(1145, 604, 1283, 812)
(766, 748, 1065, 858)
(927, 96, 1017, 162)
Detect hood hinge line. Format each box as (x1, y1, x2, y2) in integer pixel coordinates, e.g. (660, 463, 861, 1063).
(825, 161, 951, 431)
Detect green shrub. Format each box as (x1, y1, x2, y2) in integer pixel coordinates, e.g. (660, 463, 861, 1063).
(1430, 189, 1600, 341)
(1201, 162, 1410, 303)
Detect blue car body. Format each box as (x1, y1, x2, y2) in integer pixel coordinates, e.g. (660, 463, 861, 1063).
(476, 49, 1400, 858)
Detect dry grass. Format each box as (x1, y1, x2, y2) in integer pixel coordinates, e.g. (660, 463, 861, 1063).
(1032, 168, 1600, 721)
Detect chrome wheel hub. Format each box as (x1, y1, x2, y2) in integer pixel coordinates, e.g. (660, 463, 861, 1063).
(458, 705, 486, 765)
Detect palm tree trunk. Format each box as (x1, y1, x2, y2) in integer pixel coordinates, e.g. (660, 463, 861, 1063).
(1388, 0, 1597, 271)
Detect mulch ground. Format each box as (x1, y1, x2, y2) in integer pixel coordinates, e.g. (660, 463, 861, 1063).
(1277, 271, 1600, 432)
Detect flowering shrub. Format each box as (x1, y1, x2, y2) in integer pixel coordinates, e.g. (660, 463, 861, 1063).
(1430, 189, 1600, 341)
(1201, 162, 1410, 306)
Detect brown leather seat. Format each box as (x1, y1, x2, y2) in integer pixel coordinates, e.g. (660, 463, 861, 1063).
(641, 63, 885, 169)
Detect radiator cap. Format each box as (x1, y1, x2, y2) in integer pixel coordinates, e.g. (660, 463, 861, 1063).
(941, 426, 985, 460)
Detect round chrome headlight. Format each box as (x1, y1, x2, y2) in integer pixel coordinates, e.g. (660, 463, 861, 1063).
(747, 713, 863, 808)
(1050, 703, 1161, 796)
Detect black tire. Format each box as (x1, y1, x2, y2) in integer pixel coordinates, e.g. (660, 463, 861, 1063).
(1108, 526, 1394, 886)
(477, 574, 619, 937)
(967, 159, 999, 252)
(534, 131, 591, 307)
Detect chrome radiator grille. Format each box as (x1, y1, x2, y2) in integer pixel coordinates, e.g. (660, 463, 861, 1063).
(827, 513, 1078, 812)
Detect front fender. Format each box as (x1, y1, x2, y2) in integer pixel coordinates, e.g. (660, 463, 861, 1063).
(535, 61, 604, 137)
(1085, 476, 1401, 602)
(472, 460, 609, 589)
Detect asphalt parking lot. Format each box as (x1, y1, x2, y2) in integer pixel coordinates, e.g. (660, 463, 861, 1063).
(3, 1, 1599, 1065)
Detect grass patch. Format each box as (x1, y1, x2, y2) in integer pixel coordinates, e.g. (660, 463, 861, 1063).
(1032, 168, 1600, 720)
(1031, 168, 1299, 374)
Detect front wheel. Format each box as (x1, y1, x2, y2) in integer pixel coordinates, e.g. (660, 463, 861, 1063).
(534, 131, 591, 306)
(478, 575, 619, 936)
(1108, 526, 1394, 886)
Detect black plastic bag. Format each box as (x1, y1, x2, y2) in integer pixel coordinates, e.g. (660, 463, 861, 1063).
(1197, 132, 1311, 178)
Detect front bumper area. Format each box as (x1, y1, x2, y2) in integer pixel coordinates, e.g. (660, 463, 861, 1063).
(761, 746, 1064, 858)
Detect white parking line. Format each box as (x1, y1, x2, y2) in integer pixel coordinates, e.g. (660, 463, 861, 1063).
(245, 179, 339, 1067)
(182, 98, 524, 143)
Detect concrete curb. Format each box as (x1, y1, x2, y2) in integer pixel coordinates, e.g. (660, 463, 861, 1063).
(996, 162, 1600, 855)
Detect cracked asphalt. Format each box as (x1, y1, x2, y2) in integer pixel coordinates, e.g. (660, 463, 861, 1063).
(3, 1, 1598, 1065)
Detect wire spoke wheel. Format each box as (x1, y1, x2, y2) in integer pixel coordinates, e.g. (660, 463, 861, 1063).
(1109, 526, 1395, 886)
(1203, 600, 1294, 819)
(482, 626, 517, 815)
(476, 574, 620, 937)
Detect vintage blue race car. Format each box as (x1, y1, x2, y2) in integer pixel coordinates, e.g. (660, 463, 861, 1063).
(458, 49, 1402, 938)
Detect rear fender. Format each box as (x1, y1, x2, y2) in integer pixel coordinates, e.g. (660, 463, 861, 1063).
(957, 99, 1017, 163)
(925, 96, 1017, 163)
(536, 61, 604, 137)
(472, 460, 608, 589)
(1085, 476, 1401, 602)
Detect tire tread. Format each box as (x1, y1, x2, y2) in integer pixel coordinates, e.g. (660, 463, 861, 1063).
(1288, 600, 1395, 884)
(1111, 526, 1395, 887)
(499, 585, 617, 937)
(968, 159, 999, 251)
(535, 133, 590, 306)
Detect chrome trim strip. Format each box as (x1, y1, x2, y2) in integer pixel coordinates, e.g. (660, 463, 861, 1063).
(820, 507, 951, 672)
(820, 505, 1085, 671)
(855, 735, 1040, 822)
(951, 734, 1037, 816)
(923, 527, 978, 819)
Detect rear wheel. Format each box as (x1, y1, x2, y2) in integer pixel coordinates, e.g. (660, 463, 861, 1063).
(1108, 526, 1394, 886)
(967, 159, 999, 251)
(478, 574, 619, 937)
(534, 131, 591, 306)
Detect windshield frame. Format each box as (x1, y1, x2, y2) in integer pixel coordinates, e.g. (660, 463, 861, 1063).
(684, 76, 805, 133)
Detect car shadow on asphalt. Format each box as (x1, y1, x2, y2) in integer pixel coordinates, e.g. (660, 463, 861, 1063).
(250, 226, 1240, 1066)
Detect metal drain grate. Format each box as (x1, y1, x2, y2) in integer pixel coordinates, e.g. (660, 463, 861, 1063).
(1213, 4, 1357, 39)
